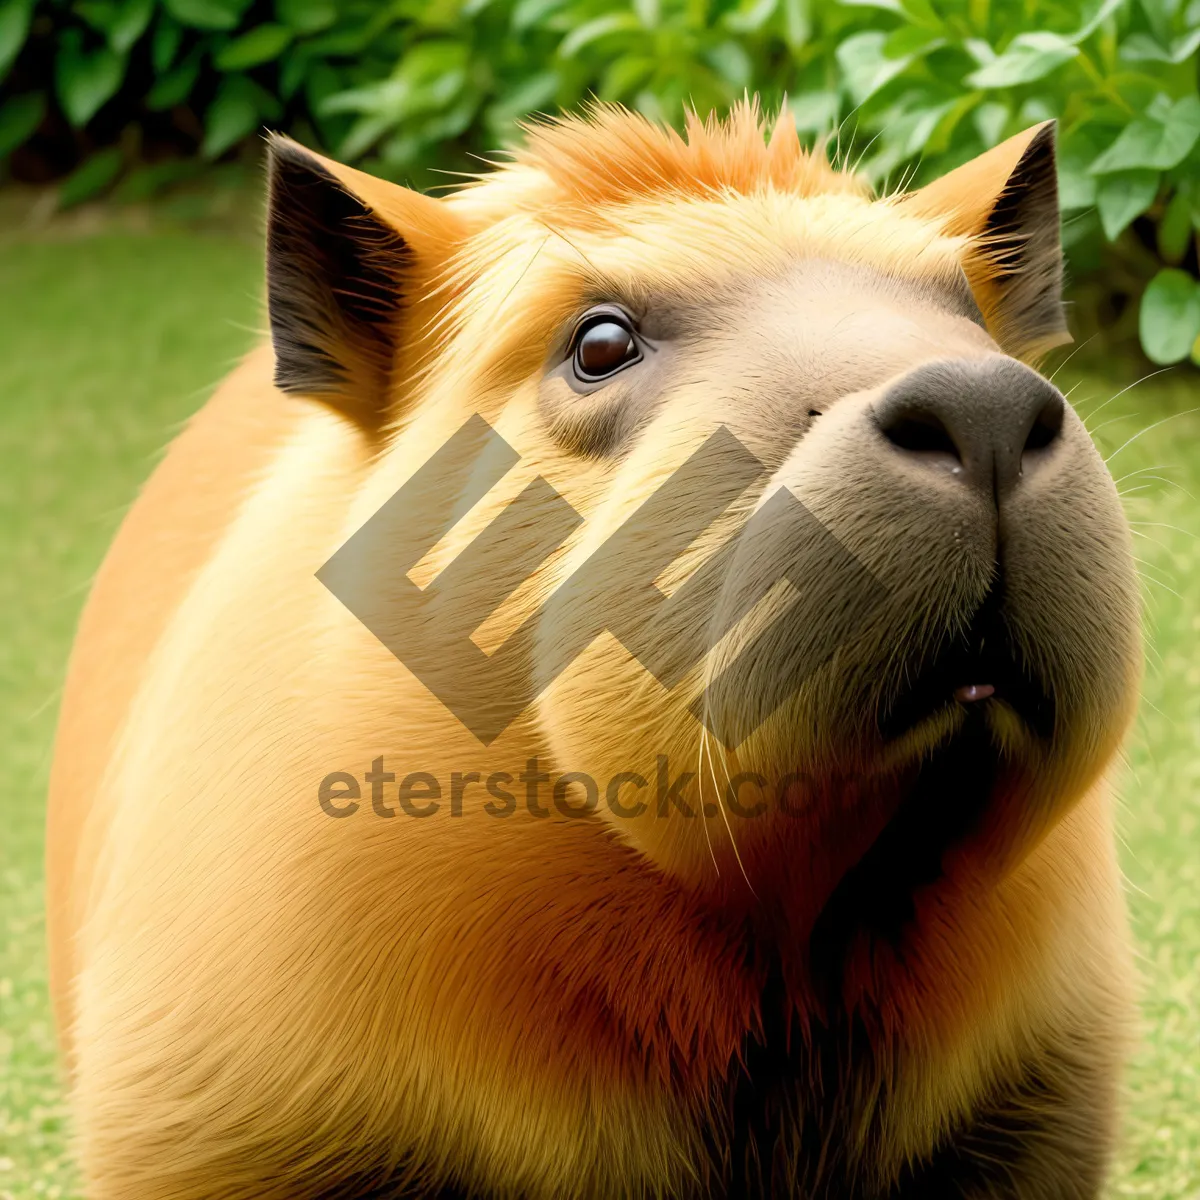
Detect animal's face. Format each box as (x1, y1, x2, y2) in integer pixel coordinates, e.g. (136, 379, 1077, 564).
(268, 106, 1140, 914)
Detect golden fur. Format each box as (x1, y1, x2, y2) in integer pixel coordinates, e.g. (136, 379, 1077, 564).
(48, 103, 1140, 1198)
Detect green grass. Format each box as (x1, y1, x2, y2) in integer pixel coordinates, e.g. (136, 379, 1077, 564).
(0, 223, 263, 1200)
(0, 219, 1197, 1199)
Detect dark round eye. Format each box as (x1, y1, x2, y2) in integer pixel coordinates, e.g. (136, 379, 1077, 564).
(572, 313, 640, 380)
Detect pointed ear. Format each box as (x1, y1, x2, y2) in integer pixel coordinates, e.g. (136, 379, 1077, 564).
(265, 136, 467, 428)
(902, 121, 1069, 360)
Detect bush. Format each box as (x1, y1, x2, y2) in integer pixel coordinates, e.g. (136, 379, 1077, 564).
(1, 0, 1198, 364)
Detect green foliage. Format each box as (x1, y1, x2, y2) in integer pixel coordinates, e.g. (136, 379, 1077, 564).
(1141, 266, 1200, 363)
(1, 0, 1199, 363)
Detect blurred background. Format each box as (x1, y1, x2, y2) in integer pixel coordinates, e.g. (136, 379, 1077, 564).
(1, 1, 1198, 1196)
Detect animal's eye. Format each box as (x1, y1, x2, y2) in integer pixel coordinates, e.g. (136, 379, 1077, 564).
(570, 309, 641, 381)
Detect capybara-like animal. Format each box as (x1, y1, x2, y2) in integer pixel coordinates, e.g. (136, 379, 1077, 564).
(47, 102, 1141, 1198)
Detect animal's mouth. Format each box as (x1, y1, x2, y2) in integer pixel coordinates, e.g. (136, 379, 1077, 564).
(806, 576, 1058, 996)
(878, 575, 1056, 743)
(808, 713, 1005, 990)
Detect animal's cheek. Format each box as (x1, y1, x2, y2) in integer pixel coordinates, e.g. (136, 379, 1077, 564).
(535, 364, 648, 459)
(998, 413, 1141, 736)
(531, 634, 721, 879)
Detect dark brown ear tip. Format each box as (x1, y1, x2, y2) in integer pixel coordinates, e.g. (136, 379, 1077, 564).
(265, 136, 408, 425)
(1023, 120, 1058, 160)
(266, 137, 338, 191)
(1005, 121, 1059, 203)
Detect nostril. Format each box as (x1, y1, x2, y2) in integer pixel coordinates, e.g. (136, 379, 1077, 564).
(881, 411, 962, 462)
(1023, 393, 1064, 454)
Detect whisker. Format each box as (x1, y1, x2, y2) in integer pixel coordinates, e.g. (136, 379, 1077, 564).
(1132, 569, 1181, 599)
(1105, 407, 1200, 465)
(1047, 332, 1098, 382)
(1114, 464, 1174, 483)
(700, 698, 757, 898)
(1128, 520, 1195, 539)
(1084, 367, 1173, 425)
(696, 722, 721, 880)
(1087, 413, 1134, 438)
(1115, 468, 1197, 502)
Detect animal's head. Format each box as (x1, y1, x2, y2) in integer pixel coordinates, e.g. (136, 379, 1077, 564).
(271, 103, 1140, 932)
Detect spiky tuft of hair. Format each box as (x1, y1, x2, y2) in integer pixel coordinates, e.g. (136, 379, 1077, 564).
(450, 98, 868, 223)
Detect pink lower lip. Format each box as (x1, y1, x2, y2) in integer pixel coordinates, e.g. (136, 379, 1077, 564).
(954, 684, 995, 703)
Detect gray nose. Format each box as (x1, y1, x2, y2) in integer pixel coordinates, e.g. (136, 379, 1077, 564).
(874, 357, 1065, 498)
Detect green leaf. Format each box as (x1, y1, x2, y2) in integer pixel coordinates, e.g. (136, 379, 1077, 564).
(1018, 95, 1056, 126)
(781, 0, 809, 50)
(406, 91, 478, 144)
(1058, 162, 1097, 209)
(302, 59, 341, 112)
(512, 0, 566, 32)
(1072, 0, 1124, 42)
(58, 146, 123, 207)
(974, 100, 1008, 146)
(56, 31, 125, 127)
(349, 41, 471, 122)
(1119, 33, 1168, 61)
(558, 12, 641, 57)
(0, 90, 43, 157)
(145, 46, 201, 108)
(632, 0, 658, 29)
(723, 0, 777, 34)
(837, 0, 904, 12)
(964, 38, 995, 66)
(485, 71, 559, 134)
(151, 17, 183, 71)
(903, 100, 955, 156)
(275, 0, 337, 33)
(1184, 180, 1200, 229)
(923, 91, 980, 154)
(598, 55, 655, 101)
(303, 21, 382, 57)
(788, 89, 838, 133)
(336, 110, 392, 159)
(111, 0, 155, 53)
(396, 40, 471, 86)
(1158, 188, 1194, 264)
(703, 41, 752, 90)
(1139, 0, 1173, 42)
(1096, 169, 1159, 239)
(883, 25, 943, 58)
(215, 24, 292, 70)
(77, 0, 155, 53)
(1120, 29, 1200, 62)
(278, 46, 309, 100)
(163, 0, 248, 32)
(202, 73, 278, 157)
(836, 31, 915, 105)
(1088, 96, 1200, 173)
(320, 79, 403, 117)
(0, 0, 33, 80)
(965, 32, 1078, 88)
(1163, 28, 1200, 62)
(1139, 268, 1200, 364)
(75, 2, 119, 38)
(1061, 206, 1100, 252)
(899, 0, 942, 28)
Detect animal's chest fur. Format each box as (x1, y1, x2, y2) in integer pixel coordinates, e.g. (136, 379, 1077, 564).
(697, 963, 1103, 1200)
(352, 988, 1087, 1200)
